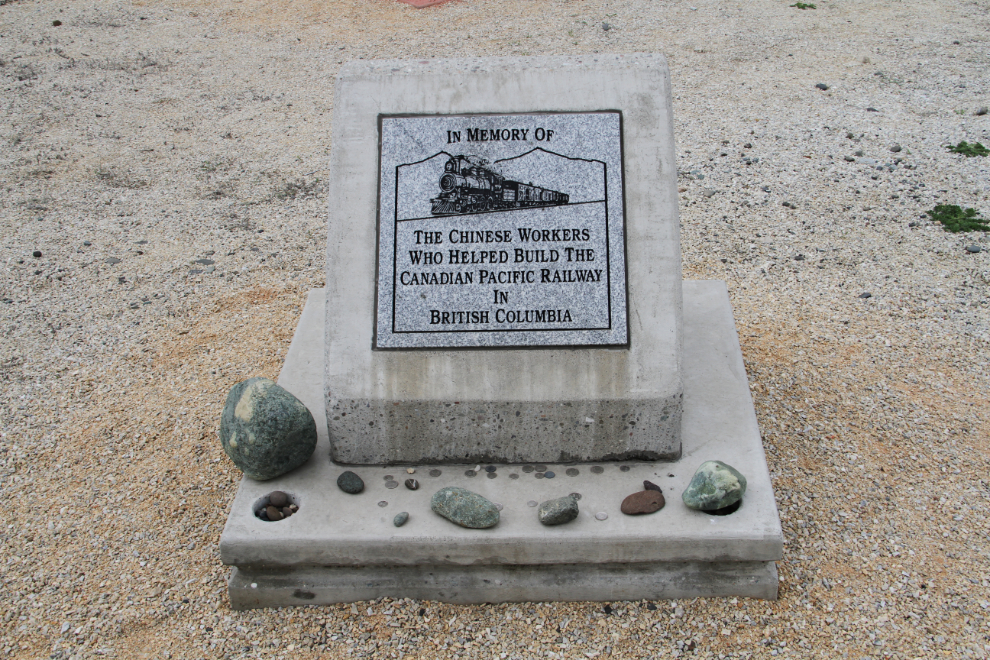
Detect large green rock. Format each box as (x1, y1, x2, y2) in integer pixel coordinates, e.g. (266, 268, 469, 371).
(430, 487, 499, 529)
(682, 460, 747, 511)
(220, 377, 317, 481)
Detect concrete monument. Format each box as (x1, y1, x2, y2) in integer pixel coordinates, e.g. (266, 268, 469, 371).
(219, 54, 783, 608)
(326, 57, 683, 465)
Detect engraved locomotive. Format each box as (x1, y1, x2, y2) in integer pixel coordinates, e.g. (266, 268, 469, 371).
(430, 155, 569, 216)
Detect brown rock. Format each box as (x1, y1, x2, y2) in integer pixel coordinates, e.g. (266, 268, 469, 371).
(266, 505, 284, 521)
(620, 490, 665, 515)
(269, 491, 289, 507)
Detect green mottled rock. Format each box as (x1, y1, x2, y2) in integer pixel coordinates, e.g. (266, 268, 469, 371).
(682, 460, 747, 511)
(220, 377, 317, 481)
(337, 471, 364, 494)
(430, 487, 499, 529)
(538, 496, 579, 526)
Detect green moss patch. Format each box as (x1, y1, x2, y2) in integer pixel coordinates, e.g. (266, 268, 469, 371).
(926, 204, 990, 233)
(947, 141, 989, 157)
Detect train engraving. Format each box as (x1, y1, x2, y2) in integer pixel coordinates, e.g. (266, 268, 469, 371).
(430, 154, 569, 216)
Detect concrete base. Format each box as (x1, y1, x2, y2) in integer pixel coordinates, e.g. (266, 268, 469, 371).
(219, 281, 782, 607)
(229, 562, 779, 609)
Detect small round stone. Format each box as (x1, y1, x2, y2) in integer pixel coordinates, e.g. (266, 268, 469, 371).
(429, 469, 442, 477)
(405, 478, 419, 490)
(32, 250, 42, 258)
(383, 475, 394, 481)
(966, 245, 982, 253)
(465, 469, 477, 477)
(337, 471, 365, 494)
(485, 465, 496, 473)
(565, 468, 579, 477)
(281, 506, 292, 517)
(486, 471, 497, 479)
(535, 472, 545, 479)
(569, 492, 582, 500)
(538, 495, 579, 526)
(509, 473, 519, 480)
(494, 502, 503, 511)
(595, 512, 608, 521)
(258, 509, 269, 521)
(522, 465, 535, 473)
(528, 500, 538, 507)
(385, 480, 399, 489)
(534, 465, 547, 472)
(544, 471, 555, 479)
(591, 466, 604, 474)
(406, 468, 416, 474)
(266, 505, 283, 521)
(268, 491, 289, 508)
(393, 512, 409, 527)
(621, 490, 666, 515)
(619, 465, 631, 472)
(378, 501, 388, 508)
(814, 82, 828, 91)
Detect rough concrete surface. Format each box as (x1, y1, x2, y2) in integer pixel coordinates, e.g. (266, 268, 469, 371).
(1, 0, 989, 658)
(326, 55, 682, 464)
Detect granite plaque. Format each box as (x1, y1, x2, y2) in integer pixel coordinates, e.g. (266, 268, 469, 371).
(374, 112, 628, 349)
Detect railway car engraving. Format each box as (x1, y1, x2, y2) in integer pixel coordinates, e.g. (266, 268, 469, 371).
(374, 111, 629, 349)
(430, 155, 570, 216)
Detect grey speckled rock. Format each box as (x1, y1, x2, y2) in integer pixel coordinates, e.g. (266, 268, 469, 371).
(430, 487, 499, 529)
(682, 460, 747, 511)
(538, 496, 579, 526)
(337, 471, 364, 494)
(219, 377, 317, 481)
(393, 512, 409, 527)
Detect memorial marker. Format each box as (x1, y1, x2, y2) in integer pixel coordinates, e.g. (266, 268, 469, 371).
(220, 55, 783, 608)
(375, 112, 628, 349)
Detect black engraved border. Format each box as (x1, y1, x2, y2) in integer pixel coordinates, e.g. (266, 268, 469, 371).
(373, 111, 629, 351)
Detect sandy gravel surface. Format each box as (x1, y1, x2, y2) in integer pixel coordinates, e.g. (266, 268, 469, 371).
(2, 0, 990, 658)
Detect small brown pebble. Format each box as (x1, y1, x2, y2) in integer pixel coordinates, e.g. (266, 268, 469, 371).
(620, 490, 665, 515)
(268, 491, 289, 507)
(281, 506, 292, 517)
(405, 478, 419, 490)
(266, 505, 284, 521)
(643, 480, 663, 493)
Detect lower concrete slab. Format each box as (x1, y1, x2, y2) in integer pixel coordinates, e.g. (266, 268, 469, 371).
(229, 561, 778, 609)
(219, 280, 782, 606)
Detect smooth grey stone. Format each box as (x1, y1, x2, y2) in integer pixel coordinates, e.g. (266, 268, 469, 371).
(220, 377, 317, 481)
(268, 491, 289, 508)
(538, 496, 579, 526)
(966, 245, 982, 253)
(815, 83, 828, 90)
(405, 478, 419, 490)
(890, 144, 902, 153)
(976, 106, 988, 116)
(337, 471, 365, 494)
(682, 460, 747, 511)
(430, 487, 499, 529)
(858, 292, 872, 299)
(393, 512, 409, 527)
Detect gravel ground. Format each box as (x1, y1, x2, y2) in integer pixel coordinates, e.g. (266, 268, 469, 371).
(2, 0, 990, 658)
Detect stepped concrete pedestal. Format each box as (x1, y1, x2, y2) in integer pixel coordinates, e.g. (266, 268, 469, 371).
(219, 281, 783, 609)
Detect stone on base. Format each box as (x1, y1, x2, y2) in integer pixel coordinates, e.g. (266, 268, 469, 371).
(219, 281, 783, 607)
